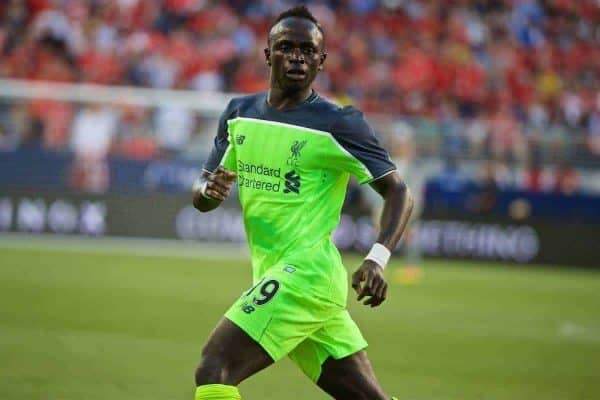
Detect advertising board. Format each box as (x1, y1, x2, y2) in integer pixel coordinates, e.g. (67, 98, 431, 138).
(1, 190, 597, 268)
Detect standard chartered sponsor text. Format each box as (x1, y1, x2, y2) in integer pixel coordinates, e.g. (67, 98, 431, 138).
(238, 160, 281, 177)
(237, 160, 282, 192)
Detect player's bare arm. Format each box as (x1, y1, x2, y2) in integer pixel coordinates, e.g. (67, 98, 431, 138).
(192, 166, 237, 212)
(352, 171, 414, 307)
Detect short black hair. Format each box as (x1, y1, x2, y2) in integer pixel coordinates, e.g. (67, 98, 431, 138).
(271, 5, 324, 37)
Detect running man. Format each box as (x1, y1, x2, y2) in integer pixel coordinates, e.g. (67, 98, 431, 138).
(192, 6, 413, 400)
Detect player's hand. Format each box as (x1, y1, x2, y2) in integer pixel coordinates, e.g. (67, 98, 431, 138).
(351, 260, 388, 307)
(204, 166, 237, 201)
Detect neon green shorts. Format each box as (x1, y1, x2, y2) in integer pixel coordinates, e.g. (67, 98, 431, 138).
(225, 264, 368, 382)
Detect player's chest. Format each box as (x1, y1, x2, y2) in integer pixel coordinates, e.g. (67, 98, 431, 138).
(228, 119, 326, 172)
(228, 118, 334, 197)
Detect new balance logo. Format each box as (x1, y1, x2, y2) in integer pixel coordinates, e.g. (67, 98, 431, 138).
(284, 170, 301, 194)
(283, 265, 296, 273)
(236, 135, 245, 145)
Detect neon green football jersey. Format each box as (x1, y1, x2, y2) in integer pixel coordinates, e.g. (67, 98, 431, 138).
(204, 92, 396, 306)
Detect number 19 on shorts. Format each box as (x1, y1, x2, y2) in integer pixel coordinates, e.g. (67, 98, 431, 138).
(240, 278, 280, 314)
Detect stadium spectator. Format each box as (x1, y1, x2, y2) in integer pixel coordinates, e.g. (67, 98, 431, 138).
(113, 105, 159, 160)
(27, 98, 74, 149)
(154, 104, 195, 155)
(70, 103, 118, 157)
(0, 103, 25, 151)
(472, 159, 512, 214)
(553, 161, 580, 195)
(435, 155, 468, 193)
(0, 0, 598, 169)
(521, 155, 552, 192)
(68, 103, 118, 193)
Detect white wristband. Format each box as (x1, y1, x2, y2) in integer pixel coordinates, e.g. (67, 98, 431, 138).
(364, 243, 391, 270)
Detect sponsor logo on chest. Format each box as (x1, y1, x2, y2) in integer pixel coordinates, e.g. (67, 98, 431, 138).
(236, 138, 307, 195)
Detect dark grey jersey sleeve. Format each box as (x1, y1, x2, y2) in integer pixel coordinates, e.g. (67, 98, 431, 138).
(329, 106, 397, 183)
(203, 100, 238, 173)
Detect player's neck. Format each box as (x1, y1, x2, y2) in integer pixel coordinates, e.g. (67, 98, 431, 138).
(267, 87, 313, 110)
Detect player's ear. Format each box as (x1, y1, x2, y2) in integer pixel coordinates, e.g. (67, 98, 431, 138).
(318, 52, 327, 71)
(264, 48, 271, 66)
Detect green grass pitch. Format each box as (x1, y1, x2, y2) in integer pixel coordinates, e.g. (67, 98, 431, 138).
(1, 246, 599, 400)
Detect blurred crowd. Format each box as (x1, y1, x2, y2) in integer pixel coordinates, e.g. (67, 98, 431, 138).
(0, 0, 599, 176)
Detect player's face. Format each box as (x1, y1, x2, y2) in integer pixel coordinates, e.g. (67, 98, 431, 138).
(266, 18, 325, 91)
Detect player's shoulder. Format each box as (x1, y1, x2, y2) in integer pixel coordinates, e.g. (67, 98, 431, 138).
(308, 96, 368, 129)
(315, 100, 371, 139)
(311, 95, 358, 116)
(335, 105, 369, 127)
(223, 92, 267, 118)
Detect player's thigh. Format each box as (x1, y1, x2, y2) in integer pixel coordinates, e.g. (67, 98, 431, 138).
(195, 317, 274, 386)
(226, 267, 330, 362)
(316, 350, 388, 400)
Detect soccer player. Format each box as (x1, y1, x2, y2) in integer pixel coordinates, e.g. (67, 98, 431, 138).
(192, 6, 413, 400)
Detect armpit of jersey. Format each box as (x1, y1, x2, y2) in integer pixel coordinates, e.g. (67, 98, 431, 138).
(329, 107, 397, 184)
(203, 99, 240, 172)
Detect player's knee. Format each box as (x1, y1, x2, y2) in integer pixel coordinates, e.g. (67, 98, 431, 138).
(194, 350, 234, 386)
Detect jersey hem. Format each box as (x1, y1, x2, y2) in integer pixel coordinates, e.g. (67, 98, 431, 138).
(360, 168, 397, 185)
(223, 315, 279, 361)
